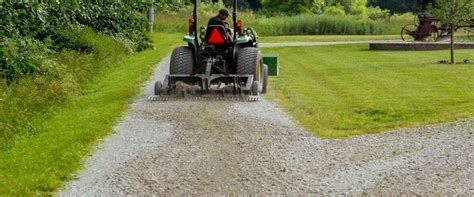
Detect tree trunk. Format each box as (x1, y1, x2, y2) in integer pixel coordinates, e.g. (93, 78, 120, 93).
(148, 0, 155, 32)
(450, 24, 455, 64)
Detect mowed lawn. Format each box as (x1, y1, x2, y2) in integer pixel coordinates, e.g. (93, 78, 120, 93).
(263, 44, 474, 138)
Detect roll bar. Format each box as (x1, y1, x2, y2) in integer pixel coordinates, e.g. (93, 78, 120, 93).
(233, 0, 237, 40)
(193, 0, 199, 47)
(192, 0, 238, 41)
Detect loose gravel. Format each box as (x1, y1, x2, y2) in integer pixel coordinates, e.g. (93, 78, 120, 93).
(59, 43, 474, 196)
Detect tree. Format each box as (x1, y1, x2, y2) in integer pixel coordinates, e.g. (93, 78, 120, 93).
(368, 0, 417, 13)
(262, 0, 318, 15)
(368, 0, 437, 13)
(326, 0, 368, 15)
(224, 0, 262, 10)
(430, 0, 473, 64)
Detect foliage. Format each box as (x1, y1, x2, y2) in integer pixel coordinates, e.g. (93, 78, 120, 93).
(418, 0, 438, 9)
(368, 0, 436, 13)
(73, 2, 152, 51)
(0, 38, 61, 81)
(157, 0, 262, 11)
(261, 0, 316, 15)
(368, 0, 417, 13)
(324, 6, 346, 16)
(367, 6, 390, 20)
(0, 2, 151, 47)
(0, 2, 152, 80)
(223, 0, 263, 10)
(429, 0, 473, 28)
(157, 0, 190, 11)
(326, 0, 368, 15)
(261, 0, 372, 16)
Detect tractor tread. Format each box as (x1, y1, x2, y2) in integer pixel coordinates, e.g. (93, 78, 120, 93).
(237, 47, 261, 76)
(170, 46, 194, 74)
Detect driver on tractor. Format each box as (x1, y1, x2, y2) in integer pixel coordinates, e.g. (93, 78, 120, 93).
(207, 8, 234, 43)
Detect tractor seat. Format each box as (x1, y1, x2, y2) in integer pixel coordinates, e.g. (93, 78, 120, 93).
(206, 25, 232, 46)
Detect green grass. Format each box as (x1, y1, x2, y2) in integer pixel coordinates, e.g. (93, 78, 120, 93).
(0, 33, 181, 195)
(264, 44, 474, 138)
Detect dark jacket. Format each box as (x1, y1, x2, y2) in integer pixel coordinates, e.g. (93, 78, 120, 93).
(207, 15, 226, 27)
(207, 15, 233, 42)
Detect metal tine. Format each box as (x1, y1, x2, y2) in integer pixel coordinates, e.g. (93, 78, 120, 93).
(148, 95, 261, 102)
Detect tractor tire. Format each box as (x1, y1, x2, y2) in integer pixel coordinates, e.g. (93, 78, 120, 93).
(237, 47, 263, 93)
(170, 46, 194, 74)
(262, 64, 268, 94)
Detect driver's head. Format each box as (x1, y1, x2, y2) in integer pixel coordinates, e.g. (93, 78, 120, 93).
(218, 8, 229, 20)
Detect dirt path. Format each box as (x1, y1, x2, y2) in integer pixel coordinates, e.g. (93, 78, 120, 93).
(59, 43, 473, 195)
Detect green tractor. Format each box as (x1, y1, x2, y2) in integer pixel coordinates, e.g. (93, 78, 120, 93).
(153, 0, 278, 101)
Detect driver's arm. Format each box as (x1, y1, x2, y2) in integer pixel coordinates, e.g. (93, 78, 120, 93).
(223, 21, 234, 39)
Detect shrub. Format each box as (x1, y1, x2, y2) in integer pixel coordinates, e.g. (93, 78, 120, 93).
(0, 2, 152, 52)
(0, 38, 62, 81)
(73, 2, 152, 51)
(367, 6, 391, 20)
(0, 2, 152, 81)
(324, 6, 346, 16)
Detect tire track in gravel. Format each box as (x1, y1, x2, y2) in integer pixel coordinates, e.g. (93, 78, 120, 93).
(59, 42, 474, 195)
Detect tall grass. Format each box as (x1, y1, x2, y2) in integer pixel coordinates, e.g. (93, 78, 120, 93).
(0, 28, 127, 149)
(385, 13, 415, 35)
(249, 14, 389, 36)
(155, 4, 409, 36)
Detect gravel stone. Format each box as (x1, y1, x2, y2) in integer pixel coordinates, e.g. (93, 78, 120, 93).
(59, 43, 474, 196)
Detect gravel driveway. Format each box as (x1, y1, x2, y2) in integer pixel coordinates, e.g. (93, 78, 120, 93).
(59, 43, 474, 195)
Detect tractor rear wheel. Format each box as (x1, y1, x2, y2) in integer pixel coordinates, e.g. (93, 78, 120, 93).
(170, 46, 194, 74)
(237, 47, 263, 92)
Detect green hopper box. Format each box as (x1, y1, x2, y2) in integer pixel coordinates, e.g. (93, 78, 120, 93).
(262, 53, 279, 76)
